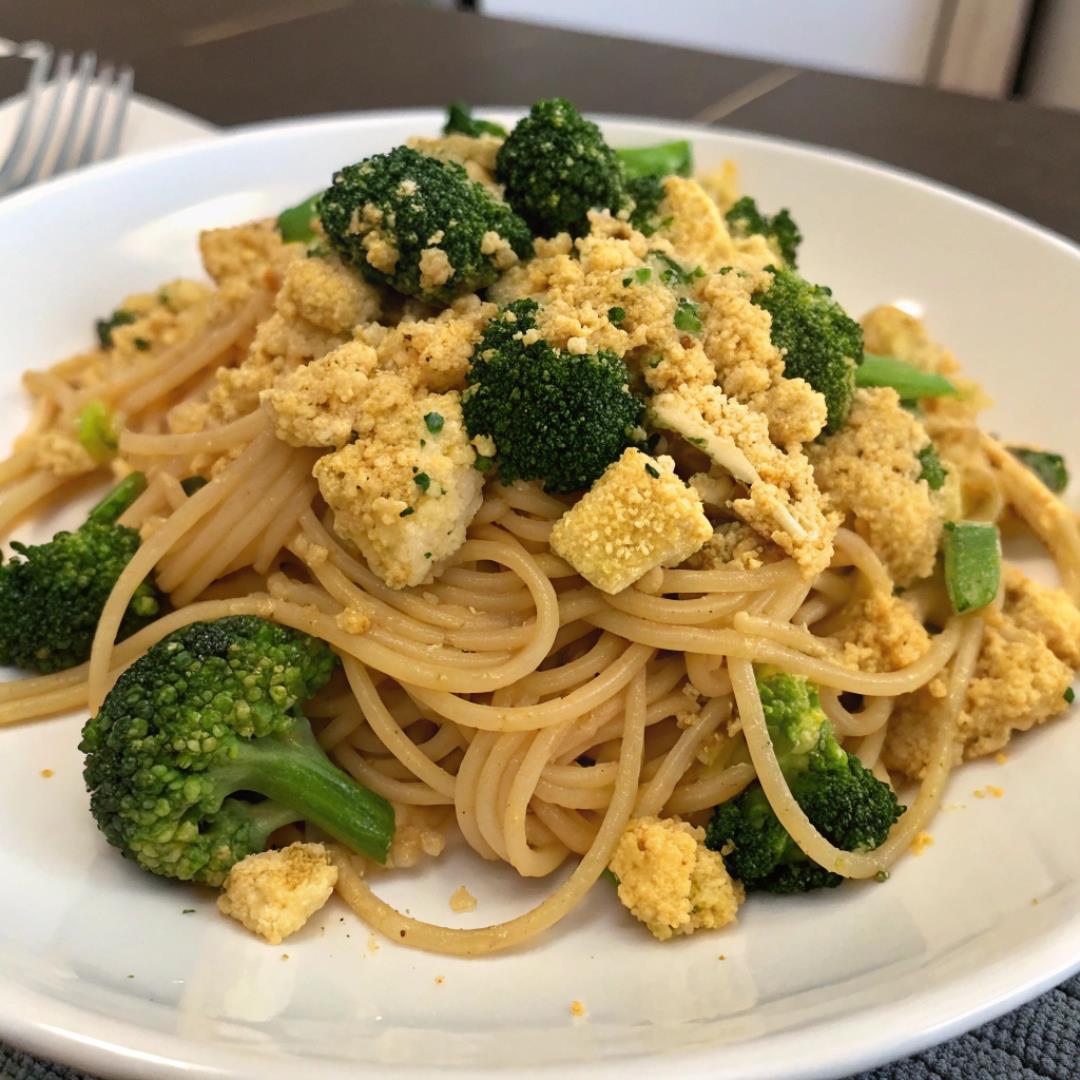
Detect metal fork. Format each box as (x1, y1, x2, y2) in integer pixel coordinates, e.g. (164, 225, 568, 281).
(0, 42, 134, 196)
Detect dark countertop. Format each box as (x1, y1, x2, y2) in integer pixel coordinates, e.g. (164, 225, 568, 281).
(2, 0, 1079, 241)
(0, 4, 1078, 1080)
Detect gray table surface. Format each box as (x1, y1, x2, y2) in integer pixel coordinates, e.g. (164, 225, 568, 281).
(0, 3, 1078, 1078)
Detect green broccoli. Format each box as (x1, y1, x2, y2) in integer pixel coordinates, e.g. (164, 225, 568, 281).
(1007, 447, 1068, 494)
(95, 309, 136, 349)
(725, 196, 802, 268)
(443, 101, 508, 139)
(320, 145, 532, 303)
(495, 98, 625, 238)
(80, 616, 395, 884)
(752, 266, 863, 433)
(856, 353, 958, 400)
(462, 299, 644, 493)
(276, 192, 322, 245)
(706, 668, 903, 893)
(0, 473, 160, 674)
(75, 400, 118, 463)
(916, 444, 948, 491)
(615, 140, 692, 180)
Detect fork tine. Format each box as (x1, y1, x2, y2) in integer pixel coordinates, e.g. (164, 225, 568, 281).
(74, 61, 114, 168)
(99, 64, 134, 163)
(0, 44, 54, 192)
(12, 49, 74, 189)
(52, 50, 98, 175)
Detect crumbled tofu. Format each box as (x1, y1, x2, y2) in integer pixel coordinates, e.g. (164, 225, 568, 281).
(386, 812, 447, 868)
(697, 160, 741, 214)
(449, 885, 477, 912)
(885, 568, 1079, 778)
(199, 221, 301, 291)
(313, 384, 484, 589)
(910, 832, 934, 856)
(833, 588, 932, 673)
(684, 521, 783, 571)
(569, 1000, 587, 1018)
(264, 340, 380, 447)
(609, 816, 743, 941)
(335, 605, 373, 635)
(217, 842, 338, 945)
(808, 387, 944, 586)
(359, 295, 496, 392)
(651, 177, 746, 273)
(650, 383, 837, 577)
(276, 255, 381, 333)
(550, 449, 711, 594)
(25, 431, 97, 478)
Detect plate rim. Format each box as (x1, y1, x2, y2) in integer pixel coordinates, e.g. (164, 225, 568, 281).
(0, 107, 1077, 1080)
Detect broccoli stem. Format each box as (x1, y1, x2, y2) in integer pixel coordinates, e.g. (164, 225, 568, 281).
(856, 354, 958, 399)
(616, 140, 693, 179)
(942, 521, 1001, 613)
(225, 719, 395, 863)
(277, 193, 321, 244)
(1007, 447, 1068, 493)
(86, 472, 147, 527)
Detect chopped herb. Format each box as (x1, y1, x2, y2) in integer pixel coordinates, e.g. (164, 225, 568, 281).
(424, 411, 445, 434)
(1007, 447, 1068, 494)
(874, 870, 890, 883)
(601, 868, 619, 886)
(644, 463, 660, 478)
(420, 438, 426, 447)
(399, 507, 415, 517)
(942, 521, 1001, 613)
(414, 472, 431, 491)
(607, 306, 626, 325)
(622, 266, 653, 287)
(133, 336, 151, 351)
(95, 309, 136, 349)
(182, 908, 195, 914)
(916, 444, 948, 491)
(674, 298, 702, 334)
(424, 552, 432, 559)
(74, 400, 118, 463)
(650, 250, 703, 286)
(646, 355, 663, 369)
(474, 456, 494, 473)
(157, 289, 170, 306)
(688, 436, 706, 448)
(1065, 686, 1075, 704)
(277, 192, 321, 244)
(180, 475, 208, 497)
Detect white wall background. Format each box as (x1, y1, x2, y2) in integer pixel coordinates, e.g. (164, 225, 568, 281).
(483, 0, 946, 83)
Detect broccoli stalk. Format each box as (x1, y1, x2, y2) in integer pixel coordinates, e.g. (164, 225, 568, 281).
(615, 140, 692, 180)
(277, 192, 322, 245)
(752, 266, 863, 434)
(706, 669, 903, 893)
(1007, 447, 1068, 493)
(74, 400, 118, 463)
(321, 145, 532, 303)
(462, 299, 644, 493)
(80, 616, 395, 884)
(443, 102, 508, 138)
(0, 473, 160, 673)
(725, 196, 802, 268)
(856, 353, 958, 400)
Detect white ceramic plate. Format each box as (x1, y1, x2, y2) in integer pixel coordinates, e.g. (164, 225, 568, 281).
(0, 111, 1077, 1080)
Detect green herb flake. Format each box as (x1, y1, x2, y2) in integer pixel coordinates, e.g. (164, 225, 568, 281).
(424, 552, 432, 559)
(133, 337, 151, 351)
(674, 298, 702, 334)
(95, 309, 136, 349)
(474, 457, 494, 473)
(916, 444, 948, 491)
(399, 507, 415, 517)
(1007, 447, 1069, 494)
(424, 412, 445, 434)
(644, 463, 660, 478)
(607, 306, 626, 325)
(182, 908, 195, 914)
(414, 473, 431, 492)
(1066, 687, 1076, 705)
(942, 521, 1001, 614)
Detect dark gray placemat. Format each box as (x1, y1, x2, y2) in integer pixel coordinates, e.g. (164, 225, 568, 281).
(2, 972, 1078, 1079)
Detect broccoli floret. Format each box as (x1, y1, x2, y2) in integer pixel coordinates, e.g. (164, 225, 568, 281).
(320, 145, 532, 304)
(0, 473, 160, 674)
(462, 299, 644, 493)
(495, 98, 625, 238)
(625, 173, 666, 235)
(725, 196, 802, 268)
(753, 266, 863, 433)
(443, 101, 508, 138)
(80, 616, 395, 885)
(706, 669, 903, 893)
(75, 400, 118, 463)
(277, 192, 321, 245)
(916, 444, 948, 490)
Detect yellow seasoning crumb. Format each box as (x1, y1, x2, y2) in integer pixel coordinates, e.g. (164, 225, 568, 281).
(570, 1000, 587, 1018)
(987, 785, 1004, 798)
(435, 975, 446, 986)
(449, 885, 477, 913)
(910, 832, 934, 856)
(367, 934, 380, 954)
(40, 769, 54, 778)
(281, 953, 289, 961)
(995, 752, 1009, 765)
(1032, 898, 1040, 906)
(718, 954, 726, 961)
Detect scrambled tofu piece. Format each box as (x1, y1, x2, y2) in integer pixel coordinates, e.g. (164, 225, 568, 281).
(885, 568, 1079, 778)
(313, 381, 483, 589)
(650, 383, 837, 577)
(201, 257, 382, 425)
(549, 449, 711, 594)
(200, 221, 301, 292)
(833, 588, 932, 673)
(217, 842, 338, 945)
(23, 431, 97, 478)
(265, 340, 379, 448)
(684, 521, 784, 571)
(358, 294, 496, 392)
(808, 388, 945, 586)
(697, 160, 740, 214)
(609, 816, 743, 941)
(407, 133, 502, 191)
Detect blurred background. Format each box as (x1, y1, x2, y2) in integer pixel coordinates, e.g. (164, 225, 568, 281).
(470, 0, 1076, 110)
